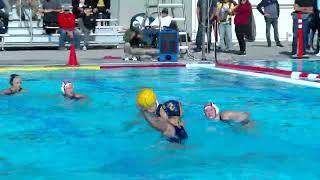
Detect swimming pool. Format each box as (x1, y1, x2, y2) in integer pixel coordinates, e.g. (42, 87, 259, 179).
(0, 68, 319, 179)
(232, 59, 320, 74)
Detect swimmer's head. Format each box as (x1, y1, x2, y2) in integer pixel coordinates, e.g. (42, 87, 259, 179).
(204, 102, 220, 120)
(61, 81, 74, 96)
(9, 74, 22, 89)
(136, 88, 157, 111)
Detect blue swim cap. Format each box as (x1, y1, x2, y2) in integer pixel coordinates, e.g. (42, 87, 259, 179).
(162, 100, 181, 117)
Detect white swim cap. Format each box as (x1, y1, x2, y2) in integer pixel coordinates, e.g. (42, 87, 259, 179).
(61, 81, 72, 94)
(204, 102, 220, 116)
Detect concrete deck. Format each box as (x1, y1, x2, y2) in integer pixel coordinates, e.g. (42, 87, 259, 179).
(0, 42, 319, 67)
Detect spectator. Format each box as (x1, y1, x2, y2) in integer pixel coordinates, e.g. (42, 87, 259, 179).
(0, 0, 9, 11)
(123, 27, 143, 48)
(39, 0, 62, 34)
(72, 0, 95, 18)
(122, 12, 164, 60)
(16, 0, 39, 21)
(139, 9, 172, 48)
(291, 0, 314, 57)
(315, 0, 320, 56)
(138, 8, 173, 48)
(307, 13, 317, 52)
(93, 0, 110, 26)
(150, 8, 173, 29)
(257, 0, 283, 47)
(216, 0, 235, 52)
(78, 5, 96, 50)
(0, 0, 9, 34)
(57, 6, 80, 50)
(194, 0, 217, 53)
(245, 6, 256, 42)
(72, 0, 84, 18)
(234, 0, 252, 55)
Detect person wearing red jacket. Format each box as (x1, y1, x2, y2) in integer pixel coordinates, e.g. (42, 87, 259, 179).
(57, 7, 80, 49)
(234, 0, 252, 55)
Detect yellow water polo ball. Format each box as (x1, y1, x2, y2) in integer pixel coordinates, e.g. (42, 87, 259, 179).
(136, 88, 157, 109)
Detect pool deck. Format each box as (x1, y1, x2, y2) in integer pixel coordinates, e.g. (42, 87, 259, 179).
(0, 41, 319, 67)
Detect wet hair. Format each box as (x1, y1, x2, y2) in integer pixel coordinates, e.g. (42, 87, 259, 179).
(169, 21, 178, 31)
(9, 74, 19, 85)
(161, 8, 169, 14)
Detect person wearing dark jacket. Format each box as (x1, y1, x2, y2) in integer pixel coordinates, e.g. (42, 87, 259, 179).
(92, 0, 110, 26)
(314, 0, 320, 56)
(257, 0, 283, 47)
(0, 0, 9, 34)
(39, 0, 62, 34)
(291, 0, 313, 57)
(234, 0, 252, 55)
(72, 0, 95, 18)
(78, 5, 96, 50)
(194, 0, 217, 53)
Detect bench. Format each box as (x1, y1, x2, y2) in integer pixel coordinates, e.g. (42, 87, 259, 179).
(0, 34, 9, 50)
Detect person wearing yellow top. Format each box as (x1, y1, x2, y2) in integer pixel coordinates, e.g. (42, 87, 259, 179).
(97, 0, 104, 7)
(216, 0, 236, 51)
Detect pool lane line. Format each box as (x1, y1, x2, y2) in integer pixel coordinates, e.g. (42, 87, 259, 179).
(0, 63, 187, 71)
(0, 66, 101, 71)
(215, 63, 320, 82)
(204, 63, 320, 88)
(185, 64, 214, 68)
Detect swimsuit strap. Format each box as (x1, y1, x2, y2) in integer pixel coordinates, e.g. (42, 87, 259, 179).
(167, 124, 188, 144)
(7, 88, 15, 95)
(64, 94, 81, 100)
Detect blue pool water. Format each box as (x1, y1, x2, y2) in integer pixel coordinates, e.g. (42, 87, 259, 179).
(0, 68, 319, 179)
(234, 59, 320, 74)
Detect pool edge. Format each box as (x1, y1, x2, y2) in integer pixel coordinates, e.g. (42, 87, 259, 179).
(0, 62, 319, 88)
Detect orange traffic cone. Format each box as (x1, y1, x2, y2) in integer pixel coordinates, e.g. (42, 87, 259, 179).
(67, 44, 79, 66)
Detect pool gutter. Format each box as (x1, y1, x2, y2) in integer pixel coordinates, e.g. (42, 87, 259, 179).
(215, 63, 320, 81)
(209, 63, 320, 88)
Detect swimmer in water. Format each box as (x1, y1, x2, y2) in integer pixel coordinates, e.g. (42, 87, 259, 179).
(136, 89, 188, 143)
(61, 81, 86, 99)
(1, 74, 26, 95)
(157, 100, 188, 144)
(203, 102, 255, 128)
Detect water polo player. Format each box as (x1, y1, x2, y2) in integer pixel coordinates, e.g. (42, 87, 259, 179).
(61, 81, 86, 100)
(1, 74, 26, 95)
(157, 100, 188, 144)
(204, 102, 255, 128)
(136, 88, 188, 143)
